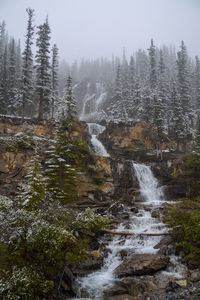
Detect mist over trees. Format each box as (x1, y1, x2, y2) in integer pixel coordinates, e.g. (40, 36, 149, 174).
(0, 9, 200, 141)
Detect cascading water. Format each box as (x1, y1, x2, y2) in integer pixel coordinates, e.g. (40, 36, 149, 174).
(72, 163, 183, 300)
(87, 123, 110, 157)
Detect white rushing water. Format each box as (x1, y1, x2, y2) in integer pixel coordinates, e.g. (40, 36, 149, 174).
(87, 123, 110, 157)
(73, 163, 182, 300)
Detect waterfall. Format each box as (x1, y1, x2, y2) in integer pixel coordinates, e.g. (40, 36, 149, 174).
(133, 163, 164, 203)
(87, 123, 110, 157)
(72, 163, 183, 300)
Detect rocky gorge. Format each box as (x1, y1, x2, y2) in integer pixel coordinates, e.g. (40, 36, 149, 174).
(0, 116, 199, 300)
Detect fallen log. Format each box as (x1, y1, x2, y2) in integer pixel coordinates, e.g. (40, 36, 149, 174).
(101, 229, 170, 237)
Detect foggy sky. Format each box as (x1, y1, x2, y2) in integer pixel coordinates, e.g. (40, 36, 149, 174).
(0, 0, 200, 62)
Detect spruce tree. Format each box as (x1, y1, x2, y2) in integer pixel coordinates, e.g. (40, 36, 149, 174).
(35, 17, 51, 121)
(51, 44, 59, 118)
(169, 82, 185, 146)
(21, 8, 34, 120)
(7, 38, 19, 114)
(176, 41, 192, 130)
(18, 151, 45, 210)
(107, 65, 123, 121)
(65, 76, 77, 120)
(45, 114, 77, 203)
(148, 39, 157, 91)
(152, 94, 164, 139)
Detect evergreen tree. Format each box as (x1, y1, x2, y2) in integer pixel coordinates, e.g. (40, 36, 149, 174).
(158, 50, 168, 127)
(51, 44, 59, 118)
(194, 113, 200, 154)
(7, 38, 19, 114)
(0, 45, 8, 114)
(148, 39, 157, 91)
(65, 76, 77, 120)
(128, 55, 135, 107)
(169, 82, 185, 145)
(152, 94, 164, 138)
(35, 17, 51, 121)
(142, 84, 152, 123)
(176, 41, 192, 130)
(45, 114, 77, 203)
(21, 8, 34, 120)
(0, 21, 6, 79)
(133, 77, 143, 121)
(107, 65, 123, 121)
(18, 151, 45, 209)
(121, 50, 130, 111)
(195, 56, 200, 111)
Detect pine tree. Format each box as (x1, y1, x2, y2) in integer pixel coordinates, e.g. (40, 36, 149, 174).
(18, 151, 45, 210)
(21, 8, 34, 120)
(45, 114, 77, 203)
(35, 17, 51, 121)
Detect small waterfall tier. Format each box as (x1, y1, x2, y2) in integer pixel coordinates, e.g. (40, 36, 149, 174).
(87, 123, 110, 157)
(73, 163, 183, 300)
(133, 163, 164, 204)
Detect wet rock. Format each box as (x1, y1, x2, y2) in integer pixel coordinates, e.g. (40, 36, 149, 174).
(130, 207, 139, 214)
(151, 209, 160, 218)
(190, 269, 200, 282)
(154, 236, 173, 250)
(114, 254, 169, 277)
(104, 294, 136, 300)
(176, 279, 187, 287)
(108, 202, 124, 215)
(103, 285, 127, 297)
(72, 256, 103, 275)
(165, 281, 179, 293)
(120, 249, 128, 259)
(60, 266, 76, 295)
(120, 277, 146, 296)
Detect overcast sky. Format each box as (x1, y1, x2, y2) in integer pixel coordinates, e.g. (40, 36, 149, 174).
(0, 0, 199, 62)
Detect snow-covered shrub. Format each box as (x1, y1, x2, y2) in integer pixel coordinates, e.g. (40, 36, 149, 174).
(74, 208, 109, 235)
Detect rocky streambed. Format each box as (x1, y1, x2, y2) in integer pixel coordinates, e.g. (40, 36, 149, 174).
(59, 162, 200, 300)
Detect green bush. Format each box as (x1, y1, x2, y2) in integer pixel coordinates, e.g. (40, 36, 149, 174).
(74, 208, 109, 235)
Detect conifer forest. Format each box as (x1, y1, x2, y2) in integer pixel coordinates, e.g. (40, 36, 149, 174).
(0, 1, 200, 300)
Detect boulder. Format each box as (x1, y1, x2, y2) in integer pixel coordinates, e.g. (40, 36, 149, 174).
(60, 266, 76, 295)
(72, 256, 103, 276)
(190, 269, 200, 282)
(114, 254, 169, 277)
(121, 277, 146, 296)
(103, 285, 127, 297)
(104, 294, 136, 300)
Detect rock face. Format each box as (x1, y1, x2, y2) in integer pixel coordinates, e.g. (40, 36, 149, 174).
(100, 121, 176, 157)
(114, 254, 169, 277)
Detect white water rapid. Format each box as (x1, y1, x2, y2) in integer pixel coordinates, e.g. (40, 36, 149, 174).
(87, 123, 110, 157)
(72, 163, 184, 300)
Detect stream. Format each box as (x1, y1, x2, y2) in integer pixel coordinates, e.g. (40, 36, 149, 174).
(72, 162, 186, 300)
